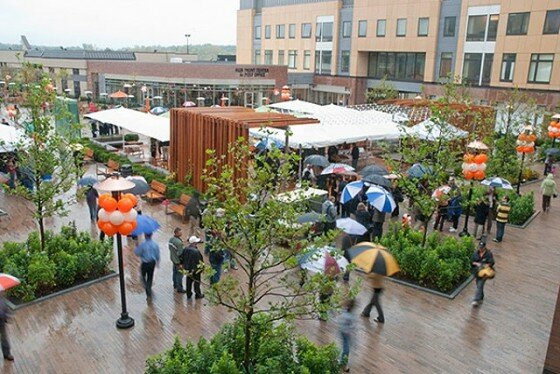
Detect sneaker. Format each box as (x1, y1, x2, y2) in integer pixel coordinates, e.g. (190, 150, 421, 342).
(492, 238, 500, 243)
(4, 355, 14, 361)
(195, 294, 205, 299)
(471, 301, 479, 307)
(373, 317, 384, 323)
(449, 227, 457, 233)
(176, 289, 187, 294)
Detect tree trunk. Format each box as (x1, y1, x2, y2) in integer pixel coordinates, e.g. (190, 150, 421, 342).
(421, 220, 429, 247)
(37, 198, 45, 251)
(243, 312, 253, 372)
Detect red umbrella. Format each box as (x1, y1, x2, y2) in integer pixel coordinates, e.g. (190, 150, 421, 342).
(0, 273, 20, 291)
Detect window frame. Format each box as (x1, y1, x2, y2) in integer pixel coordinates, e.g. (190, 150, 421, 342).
(417, 17, 429, 37)
(486, 14, 499, 41)
(340, 50, 350, 73)
(397, 18, 407, 37)
(289, 23, 296, 39)
(254, 25, 262, 40)
(466, 15, 487, 41)
(301, 23, 312, 38)
(265, 25, 271, 39)
(254, 49, 261, 65)
(276, 24, 285, 39)
(358, 20, 367, 37)
(288, 50, 297, 69)
(277, 50, 285, 66)
(376, 19, 386, 37)
(543, 9, 560, 34)
(342, 21, 352, 38)
(264, 50, 273, 65)
(506, 12, 530, 35)
(462, 53, 483, 84)
(527, 53, 554, 84)
(443, 16, 456, 37)
(439, 52, 453, 78)
(303, 50, 311, 70)
(500, 53, 516, 82)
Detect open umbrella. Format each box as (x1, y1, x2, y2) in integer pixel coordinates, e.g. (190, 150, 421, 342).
(321, 163, 354, 175)
(365, 186, 396, 213)
(183, 101, 196, 107)
(298, 246, 348, 274)
(131, 215, 160, 236)
(348, 242, 399, 276)
(336, 218, 367, 236)
(481, 177, 513, 190)
(77, 175, 98, 187)
(340, 180, 368, 204)
(150, 106, 168, 115)
(545, 148, 560, 157)
(0, 273, 21, 291)
(359, 165, 388, 176)
(109, 90, 128, 99)
(256, 138, 284, 150)
(303, 155, 329, 168)
(407, 163, 433, 179)
(297, 212, 325, 224)
(126, 179, 150, 195)
(362, 174, 391, 188)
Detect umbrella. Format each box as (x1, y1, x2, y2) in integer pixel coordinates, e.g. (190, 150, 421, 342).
(365, 185, 396, 213)
(340, 180, 368, 204)
(183, 101, 196, 107)
(545, 148, 560, 156)
(126, 175, 147, 184)
(298, 246, 348, 275)
(467, 140, 489, 151)
(297, 212, 325, 224)
(432, 185, 452, 200)
(126, 179, 150, 195)
(0, 273, 21, 291)
(109, 90, 128, 99)
(348, 242, 399, 276)
(77, 175, 98, 187)
(303, 155, 329, 168)
(153, 96, 163, 100)
(321, 163, 354, 175)
(131, 215, 160, 236)
(362, 174, 391, 188)
(481, 177, 513, 190)
(0, 172, 10, 184)
(150, 106, 168, 115)
(551, 113, 560, 120)
(407, 163, 433, 179)
(336, 218, 367, 236)
(359, 164, 388, 176)
(256, 138, 284, 150)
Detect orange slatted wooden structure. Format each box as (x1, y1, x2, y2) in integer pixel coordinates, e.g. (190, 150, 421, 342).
(169, 107, 318, 192)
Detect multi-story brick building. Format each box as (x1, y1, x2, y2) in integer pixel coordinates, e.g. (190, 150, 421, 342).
(237, 0, 560, 108)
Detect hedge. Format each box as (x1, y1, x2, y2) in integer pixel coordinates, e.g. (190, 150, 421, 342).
(0, 223, 113, 303)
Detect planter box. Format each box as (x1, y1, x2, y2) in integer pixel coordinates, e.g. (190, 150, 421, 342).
(508, 210, 540, 229)
(386, 274, 474, 299)
(6, 272, 117, 310)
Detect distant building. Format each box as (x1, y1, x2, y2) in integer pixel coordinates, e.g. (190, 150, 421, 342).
(217, 54, 237, 62)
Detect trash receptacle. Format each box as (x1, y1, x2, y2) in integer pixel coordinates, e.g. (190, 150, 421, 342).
(120, 164, 133, 178)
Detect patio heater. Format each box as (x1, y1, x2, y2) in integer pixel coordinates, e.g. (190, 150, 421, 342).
(95, 174, 136, 329)
(459, 141, 488, 237)
(515, 125, 536, 194)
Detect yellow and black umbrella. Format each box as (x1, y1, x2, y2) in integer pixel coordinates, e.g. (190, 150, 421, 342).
(348, 242, 400, 276)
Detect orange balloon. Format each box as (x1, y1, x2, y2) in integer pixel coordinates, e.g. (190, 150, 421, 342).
(518, 134, 528, 142)
(97, 220, 108, 230)
(118, 222, 134, 236)
(101, 197, 118, 212)
(130, 220, 137, 230)
(463, 154, 474, 163)
(122, 193, 138, 207)
(102, 222, 118, 236)
(464, 171, 474, 180)
(473, 170, 485, 180)
(117, 197, 134, 213)
(474, 154, 487, 164)
(98, 194, 111, 207)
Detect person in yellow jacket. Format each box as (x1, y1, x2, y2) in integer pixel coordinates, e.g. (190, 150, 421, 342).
(493, 195, 511, 243)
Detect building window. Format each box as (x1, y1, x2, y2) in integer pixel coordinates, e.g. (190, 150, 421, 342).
(462, 53, 483, 84)
(342, 21, 352, 38)
(276, 24, 285, 38)
(487, 14, 499, 41)
(72, 68, 80, 75)
(316, 21, 333, 42)
(289, 23, 296, 38)
(466, 15, 487, 41)
(528, 54, 554, 83)
(543, 9, 560, 34)
(301, 23, 312, 38)
(303, 50, 311, 70)
(288, 50, 297, 69)
(254, 49, 261, 65)
(507, 12, 530, 35)
(278, 50, 285, 65)
(397, 19, 407, 37)
(377, 19, 386, 37)
(367, 52, 425, 81)
(264, 50, 273, 65)
(418, 18, 429, 36)
(439, 52, 453, 78)
(340, 50, 350, 73)
(358, 20, 367, 37)
(254, 25, 261, 40)
(500, 53, 516, 82)
(315, 50, 332, 74)
(482, 53, 493, 85)
(265, 25, 271, 39)
(443, 16, 456, 37)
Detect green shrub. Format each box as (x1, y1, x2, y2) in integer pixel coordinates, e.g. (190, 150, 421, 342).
(27, 254, 56, 293)
(53, 251, 78, 288)
(506, 191, 535, 225)
(124, 133, 140, 142)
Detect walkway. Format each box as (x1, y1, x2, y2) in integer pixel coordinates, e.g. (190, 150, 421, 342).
(0, 168, 558, 373)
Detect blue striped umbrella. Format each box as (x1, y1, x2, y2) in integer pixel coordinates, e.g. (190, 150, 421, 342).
(340, 180, 368, 204)
(365, 185, 396, 213)
(481, 177, 513, 190)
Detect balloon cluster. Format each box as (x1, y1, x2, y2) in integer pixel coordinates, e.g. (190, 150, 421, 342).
(462, 153, 487, 181)
(401, 213, 412, 229)
(6, 106, 17, 118)
(548, 119, 560, 139)
(97, 193, 138, 236)
(516, 132, 536, 154)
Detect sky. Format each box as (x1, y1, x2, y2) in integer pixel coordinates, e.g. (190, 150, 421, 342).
(0, 0, 239, 48)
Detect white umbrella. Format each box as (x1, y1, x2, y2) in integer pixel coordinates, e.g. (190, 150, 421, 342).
(481, 177, 513, 190)
(365, 185, 396, 213)
(153, 96, 163, 100)
(99, 93, 108, 96)
(336, 218, 367, 236)
(299, 246, 349, 274)
(321, 163, 354, 175)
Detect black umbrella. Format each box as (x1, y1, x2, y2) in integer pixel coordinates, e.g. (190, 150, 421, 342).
(303, 155, 330, 168)
(545, 148, 560, 157)
(359, 164, 388, 176)
(362, 174, 391, 188)
(126, 179, 150, 195)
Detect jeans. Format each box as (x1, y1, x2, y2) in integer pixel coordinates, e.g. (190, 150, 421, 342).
(87, 202, 97, 222)
(543, 195, 551, 212)
(474, 277, 486, 301)
(495, 222, 506, 242)
(433, 211, 446, 231)
(340, 332, 350, 366)
(372, 222, 383, 240)
(361, 288, 384, 322)
(210, 262, 223, 284)
(0, 321, 11, 358)
(186, 272, 202, 298)
(140, 261, 156, 297)
(450, 215, 459, 230)
(173, 264, 183, 290)
(224, 250, 237, 269)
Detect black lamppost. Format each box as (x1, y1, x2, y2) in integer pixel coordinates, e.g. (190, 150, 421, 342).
(459, 141, 488, 237)
(95, 174, 136, 329)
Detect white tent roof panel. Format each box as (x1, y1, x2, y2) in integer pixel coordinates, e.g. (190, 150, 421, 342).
(85, 107, 170, 141)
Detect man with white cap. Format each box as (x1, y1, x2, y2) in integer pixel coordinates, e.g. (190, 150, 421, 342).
(182, 235, 205, 299)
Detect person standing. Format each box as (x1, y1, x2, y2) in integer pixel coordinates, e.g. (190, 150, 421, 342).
(322, 196, 338, 232)
(0, 292, 14, 361)
(206, 228, 225, 284)
(447, 191, 462, 233)
(473, 194, 490, 240)
(493, 196, 511, 243)
(340, 232, 353, 282)
(433, 194, 449, 232)
(6, 156, 16, 189)
(134, 233, 160, 299)
(85, 186, 99, 223)
(354, 203, 372, 242)
(183, 236, 205, 299)
(471, 241, 495, 307)
(338, 299, 356, 372)
(371, 207, 386, 240)
(168, 228, 186, 293)
(351, 144, 360, 170)
(486, 187, 498, 235)
(544, 155, 552, 176)
(541, 173, 558, 213)
(302, 164, 316, 185)
(361, 273, 385, 323)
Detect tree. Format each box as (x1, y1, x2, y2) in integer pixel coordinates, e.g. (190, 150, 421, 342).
(0, 63, 80, 250)
(201, 141, 354, 371)
(366, 76, 398, 104)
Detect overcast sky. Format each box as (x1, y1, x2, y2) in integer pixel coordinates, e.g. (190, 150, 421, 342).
(0, 0, 239, 48)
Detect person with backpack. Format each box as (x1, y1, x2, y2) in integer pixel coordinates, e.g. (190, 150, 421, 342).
(322, 196, 338, 231)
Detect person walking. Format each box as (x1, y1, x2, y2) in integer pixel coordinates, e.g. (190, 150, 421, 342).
(447, 191, 462, 233)
(486, 187, 498, 235)
(134, 233, 160, 299)
(471, 241, 495, 307)
(183, 236, 205, 299)
(0, 292, 14, 361)
(85, 186, 98, 223)
(354, 202, 372, 242)
(473, 194, 490, 240)
(433, 195, 449, 232)
(371, 207, 386, 240)
(338, 299, 356, 372)
(322, 196, 338, 232)
(541, 173, 558, 213)
(168, 228, 186, 293)
(493, 196, 511, 243)
(360, 273, 385, 323)
(351, 144, 360, 170)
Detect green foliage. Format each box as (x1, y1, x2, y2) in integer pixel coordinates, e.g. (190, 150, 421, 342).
(145, 316, 340, 374)
(379, 224, 475, 292)
(366, 76, 398, 104)
(124, 133, 140, 142)
(0, 224, 113, 302)
(506, 191, 535, 226)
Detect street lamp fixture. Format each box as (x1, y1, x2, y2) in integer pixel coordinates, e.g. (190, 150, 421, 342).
(185, 34, 191, 55)
(515, 125, 536, 194)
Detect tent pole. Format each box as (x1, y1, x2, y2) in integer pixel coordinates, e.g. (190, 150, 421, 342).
(298, 145, 303, 182)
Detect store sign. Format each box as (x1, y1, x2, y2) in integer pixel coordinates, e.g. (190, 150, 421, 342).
(235, 67, 269, 78)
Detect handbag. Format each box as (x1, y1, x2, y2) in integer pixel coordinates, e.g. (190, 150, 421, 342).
(477, 265, 495, 279)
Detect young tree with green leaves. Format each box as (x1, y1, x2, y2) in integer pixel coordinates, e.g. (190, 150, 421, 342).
(366, 76, 398, 104)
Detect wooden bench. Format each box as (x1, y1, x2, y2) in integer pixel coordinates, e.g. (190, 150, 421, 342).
(97, 159, 120, 176)
(166, 194, 191, 222)
(83, 148, 94, 163)
(145, 180, 167, 203)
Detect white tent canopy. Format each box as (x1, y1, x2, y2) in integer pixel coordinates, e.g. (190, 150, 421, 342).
(402, 119, 468, 141)
(0, 125, 25, 153)
(85, 107, 170, 142)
